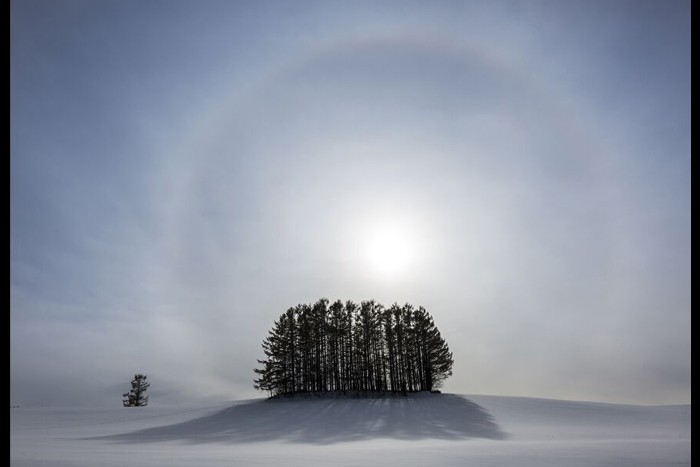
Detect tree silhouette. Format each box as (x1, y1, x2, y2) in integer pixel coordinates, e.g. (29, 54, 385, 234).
(254, 299, 453, 397)
(122, 374, 150, 407)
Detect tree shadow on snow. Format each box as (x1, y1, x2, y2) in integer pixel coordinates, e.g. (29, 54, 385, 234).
(100, 394, 507, 445)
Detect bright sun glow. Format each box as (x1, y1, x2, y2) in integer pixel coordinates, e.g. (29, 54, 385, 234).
(365, 224, 415, 278)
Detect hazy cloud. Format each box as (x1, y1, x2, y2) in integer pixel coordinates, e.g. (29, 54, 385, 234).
(11, 0, 690, 406)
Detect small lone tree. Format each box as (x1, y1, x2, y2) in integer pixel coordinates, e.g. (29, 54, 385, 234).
(122, 374, 150, 407)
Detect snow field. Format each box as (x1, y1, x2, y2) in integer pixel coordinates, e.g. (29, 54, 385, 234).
(11, 393, 690, 467)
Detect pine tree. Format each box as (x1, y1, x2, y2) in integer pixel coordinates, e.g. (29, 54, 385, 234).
(415, 306, 454, 391)
(122, 374, 150, 407)
(328, 300, 344, 391)
(254, 316, 290, 396)
(383, 305, 398, 391)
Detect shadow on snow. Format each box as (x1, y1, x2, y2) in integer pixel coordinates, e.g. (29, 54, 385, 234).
(100, 394, 507, 445)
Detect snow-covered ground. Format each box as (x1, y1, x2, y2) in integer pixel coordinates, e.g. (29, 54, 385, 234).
(10, 393, 690, 467)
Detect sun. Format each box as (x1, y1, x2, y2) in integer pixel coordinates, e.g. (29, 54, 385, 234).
(364, 224, 415, 278)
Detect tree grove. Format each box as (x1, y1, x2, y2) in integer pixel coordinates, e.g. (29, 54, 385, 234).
(254, 299, 453, 397)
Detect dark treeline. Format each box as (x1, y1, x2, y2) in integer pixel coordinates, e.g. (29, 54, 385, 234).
(254, 299, 453, 397)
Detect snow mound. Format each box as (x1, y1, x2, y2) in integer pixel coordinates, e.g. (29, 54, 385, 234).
(104, 393, 504, 444)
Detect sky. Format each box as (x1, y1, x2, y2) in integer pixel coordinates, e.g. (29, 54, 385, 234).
(11, 0, 690, 407)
